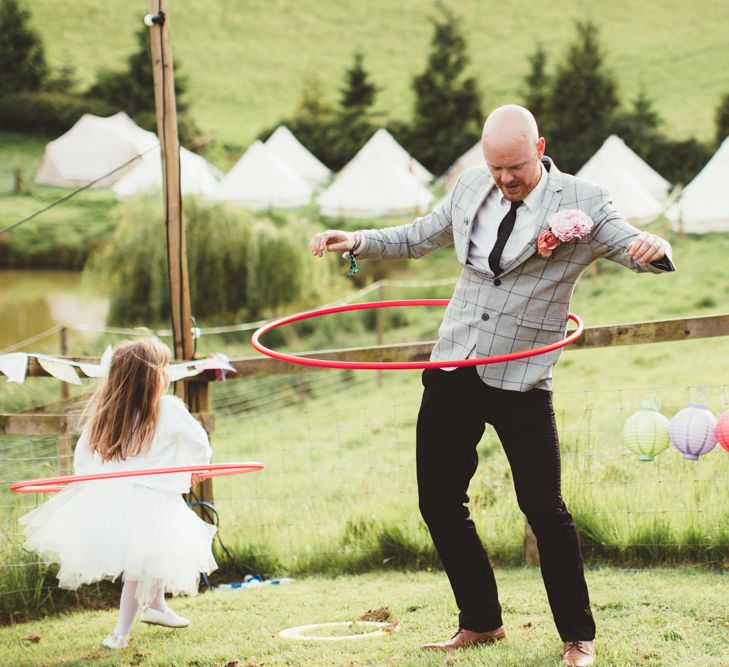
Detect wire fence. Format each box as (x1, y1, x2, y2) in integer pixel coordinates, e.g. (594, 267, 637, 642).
(3, 374, 728, 588)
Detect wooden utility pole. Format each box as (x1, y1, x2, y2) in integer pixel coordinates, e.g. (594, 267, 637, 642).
(147, 0, 193, 370)
(147, 0, 214, 512)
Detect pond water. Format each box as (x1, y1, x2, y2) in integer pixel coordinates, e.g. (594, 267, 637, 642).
(0, 269, 109, 352)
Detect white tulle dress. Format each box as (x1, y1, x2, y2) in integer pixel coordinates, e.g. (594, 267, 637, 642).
(20, 395, 218, 606)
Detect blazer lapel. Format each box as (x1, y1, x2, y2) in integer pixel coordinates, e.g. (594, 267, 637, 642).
(499, 160, 563, 277)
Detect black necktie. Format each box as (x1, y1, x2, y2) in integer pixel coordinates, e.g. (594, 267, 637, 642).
(488, 200, 523, 276)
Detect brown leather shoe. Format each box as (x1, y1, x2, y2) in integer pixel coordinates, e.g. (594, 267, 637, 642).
(421, 626, 506, 651)
(563, 640, 596, 666)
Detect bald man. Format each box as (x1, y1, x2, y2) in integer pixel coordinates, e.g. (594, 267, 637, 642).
(310, 105, 674, 667)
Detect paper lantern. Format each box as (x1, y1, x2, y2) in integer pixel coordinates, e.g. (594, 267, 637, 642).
(622, 402, 670, 461)
(668, 403, 717, 460)
(716, 410, 729, 453)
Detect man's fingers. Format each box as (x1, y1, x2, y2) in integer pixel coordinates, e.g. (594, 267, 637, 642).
(628, 234, 663, 263)
(310, 231, 351, 257)
(310, 233, 336, 256)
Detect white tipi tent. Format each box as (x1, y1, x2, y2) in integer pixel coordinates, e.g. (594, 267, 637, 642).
(578, 135, 671, 200)
(214, 141, 312, 208)
(576, 135, 668, 222)
(265, 126, 330, 187)
(35, 113, 158, 187)
(113, 146, 220, 199)
(671, 136, 729, 233)
(444, 141, 485, 190)
(317, 133, 433, 218)
(348, 128, 433, 184)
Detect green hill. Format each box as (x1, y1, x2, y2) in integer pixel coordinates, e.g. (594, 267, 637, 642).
(27, 0, 729, 151)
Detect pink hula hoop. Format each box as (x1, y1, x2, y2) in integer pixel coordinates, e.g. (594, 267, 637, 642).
(10, 462, 264, 494)
(251, 299, 583, 370)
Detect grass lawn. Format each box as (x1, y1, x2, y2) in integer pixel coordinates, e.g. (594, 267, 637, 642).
(25, 0, 729, 148)
(0, 568, 726, 666)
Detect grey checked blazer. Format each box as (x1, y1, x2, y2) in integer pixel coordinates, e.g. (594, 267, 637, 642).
(356, 157, 675, 392)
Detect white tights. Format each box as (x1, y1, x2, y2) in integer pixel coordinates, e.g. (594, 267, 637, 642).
(113, 580, 170, 637)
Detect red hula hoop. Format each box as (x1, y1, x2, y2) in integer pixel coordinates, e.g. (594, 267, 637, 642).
(251, 299, 583, 370)
(10, 462, 264, 494)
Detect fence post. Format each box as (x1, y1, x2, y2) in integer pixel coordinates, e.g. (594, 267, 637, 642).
(59, 327, 69, 402)
(13, 167, 24, 194)
(186, 380, 215, 521)
(57, 434, 73, 475)
(376, 284, 384, 386)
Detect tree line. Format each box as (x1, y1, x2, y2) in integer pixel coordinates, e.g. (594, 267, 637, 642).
(0, 0, 198, 143)
(263, 6, 729, 184)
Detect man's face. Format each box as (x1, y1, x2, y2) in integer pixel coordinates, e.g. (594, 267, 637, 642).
(483, 136, 545, 201)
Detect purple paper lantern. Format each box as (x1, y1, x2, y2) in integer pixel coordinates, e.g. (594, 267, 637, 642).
(668, 403, 717, 460)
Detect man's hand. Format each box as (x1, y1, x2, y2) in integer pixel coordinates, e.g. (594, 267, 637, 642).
(310, 230, 356, 257)
(627, 232, 666, 264)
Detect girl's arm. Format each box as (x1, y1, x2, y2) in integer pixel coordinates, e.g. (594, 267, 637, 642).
(73, 427, 94, 474)
(164, 395, 212, 464)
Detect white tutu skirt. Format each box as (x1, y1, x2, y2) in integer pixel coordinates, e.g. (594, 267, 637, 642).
(20, 480, 217, 606)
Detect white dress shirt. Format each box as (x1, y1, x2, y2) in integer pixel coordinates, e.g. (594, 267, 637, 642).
(467, 162, 548, 274)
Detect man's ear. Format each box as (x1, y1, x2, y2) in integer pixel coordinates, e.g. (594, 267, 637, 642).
(537, 136, 546, 159)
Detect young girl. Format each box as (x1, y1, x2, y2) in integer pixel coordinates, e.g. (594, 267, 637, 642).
(20, 338, 217, 649)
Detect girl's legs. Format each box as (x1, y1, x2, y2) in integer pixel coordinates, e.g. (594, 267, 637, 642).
(113, 580, 139, 637)
(148, 587, 170, 613)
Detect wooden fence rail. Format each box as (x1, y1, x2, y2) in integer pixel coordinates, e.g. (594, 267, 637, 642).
(19, 312, 729, 381)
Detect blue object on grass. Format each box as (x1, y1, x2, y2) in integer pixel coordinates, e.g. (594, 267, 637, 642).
(218, 577, 295, 590)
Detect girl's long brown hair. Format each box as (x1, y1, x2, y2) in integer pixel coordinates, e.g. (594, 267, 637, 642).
(84, 338, 170, 462)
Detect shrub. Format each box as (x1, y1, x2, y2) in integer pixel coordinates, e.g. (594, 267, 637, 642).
(0, 91, 114, 135)
(87, 197, 336, 327)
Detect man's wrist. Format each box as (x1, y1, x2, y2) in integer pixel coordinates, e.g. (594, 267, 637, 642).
(350, 231, 362, 255)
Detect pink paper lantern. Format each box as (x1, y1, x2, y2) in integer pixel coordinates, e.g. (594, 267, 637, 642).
(668, 403, 717, 460)
(716, 410, 729, 453)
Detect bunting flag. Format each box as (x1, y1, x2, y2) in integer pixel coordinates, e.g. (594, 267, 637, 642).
(0, 353, 28, 384)
(167, 363, 201, 382)
(37, 358, 82, 385)
(0, 348, 235, 385)
(193, 352, 236, 381)
(79, 346, 113, 378)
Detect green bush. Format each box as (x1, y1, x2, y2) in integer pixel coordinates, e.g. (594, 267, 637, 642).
(0, 90, 114, 135)
(87, 197, 336, 327)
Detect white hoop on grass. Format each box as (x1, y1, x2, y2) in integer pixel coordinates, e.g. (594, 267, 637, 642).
(278, 621, 399, 641)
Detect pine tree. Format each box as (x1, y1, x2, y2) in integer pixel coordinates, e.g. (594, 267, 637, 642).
(283, 75, 338, 168)
(543, 20, 619, 172)
(332, 51, 379, 168)
(340, 51, 377, 112)
(612, 88, 663, 157)
(522, 44, 549, 129)
(407, 4, 482, 175)
(715, 91, 729, 147)
(0, 0, 48, 95)
(87, 25, 197, 141)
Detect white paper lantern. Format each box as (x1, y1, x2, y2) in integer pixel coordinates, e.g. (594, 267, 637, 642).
(622, 402, 670, 461)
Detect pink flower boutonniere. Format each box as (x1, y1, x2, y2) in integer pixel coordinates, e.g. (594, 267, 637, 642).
(537, 209, 593, 258)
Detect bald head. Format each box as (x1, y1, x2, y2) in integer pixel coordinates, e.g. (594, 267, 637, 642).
(481, 105, 545, 201)
(482, 104, 539, 145)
